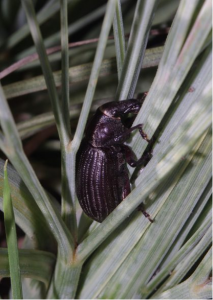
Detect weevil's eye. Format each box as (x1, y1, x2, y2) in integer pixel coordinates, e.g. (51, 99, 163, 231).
(111, 109, 118, 116)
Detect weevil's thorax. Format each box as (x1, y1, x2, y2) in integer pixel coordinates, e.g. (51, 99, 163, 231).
(85, 109, 127, 147)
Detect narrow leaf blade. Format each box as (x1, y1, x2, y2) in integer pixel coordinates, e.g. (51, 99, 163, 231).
(3, 160, 23, 299)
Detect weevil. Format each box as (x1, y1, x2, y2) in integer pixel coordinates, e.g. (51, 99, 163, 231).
(76, 95, 153, 223)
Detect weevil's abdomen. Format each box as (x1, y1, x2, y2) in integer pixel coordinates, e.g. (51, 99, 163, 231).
(76, 139, 129, 222)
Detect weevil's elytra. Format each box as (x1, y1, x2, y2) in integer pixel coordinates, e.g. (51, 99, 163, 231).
(76, 96, 153, 223)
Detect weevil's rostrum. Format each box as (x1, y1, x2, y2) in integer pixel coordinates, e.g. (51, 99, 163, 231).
(76, 98, 151, 223)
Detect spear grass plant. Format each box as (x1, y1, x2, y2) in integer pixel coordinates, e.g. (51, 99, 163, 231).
(0, 0, 212, 298)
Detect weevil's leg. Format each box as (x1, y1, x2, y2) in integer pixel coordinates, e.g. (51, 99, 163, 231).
(137, 124, 150, 142)
(120, 173, 153, 223)
(133, 91, 149, 140)
(115, 124, 150, 143)
(138, 203, 154, 223)
(121, 144, 152, 168)
(121, 144, 153, 223)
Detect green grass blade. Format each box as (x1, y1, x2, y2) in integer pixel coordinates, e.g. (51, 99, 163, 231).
(131, 0, 211, 159)
(3, 160, 23, 299)
(47, 254, 82, 299)
(145, 211, 211, 297)
(113, 0, 126, 80)
(134, 44, 211, 180)
(0, 248, 55, 289)
(0, 159, 56, 251)
(3, 0, 63, 49)
(153, 248, 212, 299)
(3, 47, 163, 99)
(158, 0, 200, 70)
(21, 0, 67, 144)
(0, 87, 22, 152)
(16, 2, 107, 60)
(116, 0, 158, 100)
(60, 0, 75, 232)
(16, 99, 109, 139)
(158, 179, 212, 269)
(60, 0, 71, 138)
(21, 0, 77, 235)
(0, 83, 74, 258)
(153, 224, 211, 297)
(11, 151, 74, 256)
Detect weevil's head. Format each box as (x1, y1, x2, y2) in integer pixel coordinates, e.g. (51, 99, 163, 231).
(84, 99, 142, 147)
(100, 99, 142, 119)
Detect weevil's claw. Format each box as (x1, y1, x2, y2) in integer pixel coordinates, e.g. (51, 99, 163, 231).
(139, 127, 150, 143)
(142, 211, 154, 223)
(137, 204, 154, 223)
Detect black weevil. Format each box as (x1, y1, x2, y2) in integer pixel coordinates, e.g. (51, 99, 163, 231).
(76, 95, 153, 223)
